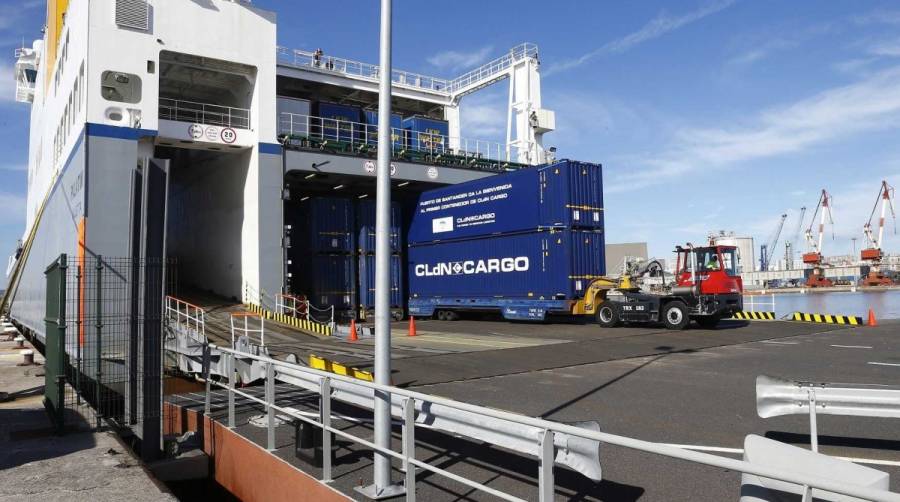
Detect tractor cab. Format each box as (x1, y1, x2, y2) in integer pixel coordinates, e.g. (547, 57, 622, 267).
(675, 245, 743, 296)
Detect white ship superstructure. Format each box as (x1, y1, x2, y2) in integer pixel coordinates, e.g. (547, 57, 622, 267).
(4, 0, 555, 336)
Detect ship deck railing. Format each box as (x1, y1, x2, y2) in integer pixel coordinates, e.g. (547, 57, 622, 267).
(277, 46, 452, 95)
(278, 112, 528, 172)
(159, 98, 251, 129)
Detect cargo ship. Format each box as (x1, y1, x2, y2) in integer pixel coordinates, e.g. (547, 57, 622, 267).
(2, 0, 566, 335)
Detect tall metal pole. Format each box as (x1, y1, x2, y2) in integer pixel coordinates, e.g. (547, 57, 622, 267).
(358, 0, 404, 498)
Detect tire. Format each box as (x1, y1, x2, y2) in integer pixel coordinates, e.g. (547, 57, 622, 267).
(695, 316, 720, 329)
(595, 303, 621, 328)
(445, 310, 460, 321)
(662, 302, 690, 330)
(436, 310, 448, 321)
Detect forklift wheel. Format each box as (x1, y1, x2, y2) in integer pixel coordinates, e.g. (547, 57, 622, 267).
(662, 302, 690, 330)
(595, 303, 621, 328)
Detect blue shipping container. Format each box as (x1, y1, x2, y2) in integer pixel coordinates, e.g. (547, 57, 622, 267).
(358, 254, 404, 309)
(407, 159, 604, 245)
(364, 111, 403, 149)
(408, 228, 605, 301)
(309, 254, 356, 310)
(297, 197, 354, 253)
(356, 199, 401, 254)
(316, 102, 362, 142)
(403, 116, 449, 152)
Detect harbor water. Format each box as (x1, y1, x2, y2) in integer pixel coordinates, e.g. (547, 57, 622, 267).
(744, 289, 900, 320)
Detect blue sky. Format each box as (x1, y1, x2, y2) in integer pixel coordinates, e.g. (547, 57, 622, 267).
(3, 0, 900, 266)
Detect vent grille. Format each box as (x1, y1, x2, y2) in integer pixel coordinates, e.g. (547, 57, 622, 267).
(115, 0, 150, 31)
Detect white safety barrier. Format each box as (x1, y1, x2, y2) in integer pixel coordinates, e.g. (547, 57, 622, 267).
(756, 375, 900, 451)
(230, 312, 265, 349)
(741, 435, 890, 502)
(192, 346, 900, 502)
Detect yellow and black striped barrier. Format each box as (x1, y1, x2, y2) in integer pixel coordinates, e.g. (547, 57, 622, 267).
(309, 354, 373, 382)
(791, 312, 864, 326)
(731, 311, 776, 320)
(244, 303, 333, 336)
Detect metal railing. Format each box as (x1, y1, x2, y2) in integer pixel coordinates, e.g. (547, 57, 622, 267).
(198, 345, 900, 502)
(743, 293, 776, 313)
(244, 281, 277, 312)
(230, 312, 265, 349)
(448, 42, 538, 95)
(159, 98, 251, 129)
(164, 296, 206, 338)
(276, 293, 336, 328)
(279, 113, 519, 168)
(277, 47, 452, 94)
(756, 375, 900, 451)
(276, 44, 539, 99)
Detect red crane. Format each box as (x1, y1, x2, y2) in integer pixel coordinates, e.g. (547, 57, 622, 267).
(860, 180, 896, 286)
(802, 189, 834, 287)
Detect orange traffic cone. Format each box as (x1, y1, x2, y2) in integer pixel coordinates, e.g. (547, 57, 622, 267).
(408, 316, 417, 337)
(868, 309, 878, 327)
(348, 318, 358, 342)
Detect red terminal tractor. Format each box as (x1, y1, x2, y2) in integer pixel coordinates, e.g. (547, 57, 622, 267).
(593, 242, 744, 330)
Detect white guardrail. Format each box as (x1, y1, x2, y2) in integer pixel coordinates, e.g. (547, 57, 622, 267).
(159, 97, 251, 129)
(189, 345, 900, 502)
(757, 375, 900, 450)
(165, 296, 206, 339)
(743, 293, 776, 313)
(277, 47, 453, 94)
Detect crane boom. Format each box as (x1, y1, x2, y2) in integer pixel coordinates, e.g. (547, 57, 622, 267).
(784, 207, 806, 270)
(803, 190, 833, 264)
(861, 180, 895, 261)
(760, 213, 787, 271)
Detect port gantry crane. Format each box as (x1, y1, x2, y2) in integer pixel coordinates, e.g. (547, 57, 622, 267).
(860, 180, 896, 286)
(784, 206, 806, 272)
(803, 189, 835, 287)
(760, 213, 788, 273)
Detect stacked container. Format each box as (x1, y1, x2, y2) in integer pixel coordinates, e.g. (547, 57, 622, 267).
(403, 116, 449, 153)
(406, 159, 605, 320)
(291, 197, 356, 314)
(355, 198, 404, 318)
(363, 110, 403, 150)
(315, 102, 362, 143)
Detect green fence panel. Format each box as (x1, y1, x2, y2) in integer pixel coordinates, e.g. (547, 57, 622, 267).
(43, 254, 67, 432)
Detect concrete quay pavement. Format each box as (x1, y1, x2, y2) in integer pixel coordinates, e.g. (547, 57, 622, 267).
(0, 321, 176, 502)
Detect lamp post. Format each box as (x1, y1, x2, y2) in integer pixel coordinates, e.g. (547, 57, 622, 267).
(356, 0, 405, 498)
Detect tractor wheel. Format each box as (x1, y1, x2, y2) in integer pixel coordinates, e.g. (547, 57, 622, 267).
(662, 302, 690, 330)
(595, 303, 621, 328)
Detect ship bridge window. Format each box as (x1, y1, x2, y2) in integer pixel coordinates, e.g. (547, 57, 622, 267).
(101, 70, 142, 103)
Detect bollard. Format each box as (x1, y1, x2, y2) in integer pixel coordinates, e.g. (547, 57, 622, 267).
(14, 336, 25, 348)
(19, 349, 34, 366)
